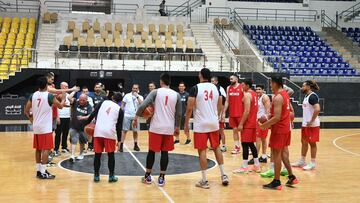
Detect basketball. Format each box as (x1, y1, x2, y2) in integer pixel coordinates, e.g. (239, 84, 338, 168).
(84, 122, 95, 138)
(142, 105, 154, 119)
(258, 115, 268, 124)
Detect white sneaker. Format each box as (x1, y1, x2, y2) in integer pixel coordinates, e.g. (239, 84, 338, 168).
(195, 180, 210, 189)
(76, 154, 84, 160)
(303, 162, 316, 171)
(291, 159, 306, 167)
(220, 145, 227, 152)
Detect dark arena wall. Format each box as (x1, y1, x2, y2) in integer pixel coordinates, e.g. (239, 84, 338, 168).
(0, 69, 359, 117)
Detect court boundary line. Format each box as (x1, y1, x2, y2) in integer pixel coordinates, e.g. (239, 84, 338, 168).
(332, 132, 360, 157)
(56, 151, 217, 177)
(123, 144, 175, 203)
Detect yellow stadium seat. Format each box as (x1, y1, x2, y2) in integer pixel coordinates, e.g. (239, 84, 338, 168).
(11, 58, 21, 65)
(2, 58, 10, 65)
(21, 18, 28, 24)
(21, 59, 28, 66)
(9, 65, 17, 71)
(4, 17, 11, 23)
(0, 64, 8, 71)
(29, 18, 36, 25)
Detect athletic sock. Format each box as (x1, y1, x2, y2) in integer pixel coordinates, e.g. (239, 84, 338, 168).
(71, 145, 76, 156)
(219, 164, 225, 176)
(254, 158, 260, 166)
(40, 164, 46, 174)
(311, 159, 316, 165)
(234, 141, 240, 147)
(262, 154, 267, 159)
(36, 163, 41, 171)
(242, 160, 248, 168)
(301, 156, 306, 162)
(201, 170, 207, 182)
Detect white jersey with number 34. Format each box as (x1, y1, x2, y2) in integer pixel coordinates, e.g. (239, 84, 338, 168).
(193, 83, 219, 133)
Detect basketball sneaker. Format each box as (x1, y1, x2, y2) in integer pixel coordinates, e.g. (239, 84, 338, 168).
(36, 171, 41, 178)
(76, 154, 84, 160)
(220, 145, 227, 152)
(250, 165, 261, 173)
(221, 175, 229, 186)
(118, 143, 123, 152)
(158, 176, 165, 187)
(248, 158, 254, 165)
(54, 151, 60, 157)
(94, 175, 100, 182)
(70, 155, 75, 163)
(281, 168, 289, 176)
(303, 162, 316, 171)
(259, 157, 268, 163)
(291, 159, 306, 167)
(39, 171, 56, 179)
(174, 140, 180, 144)
(233, 167, 250, 174)
(142, 175, 152, 184)
(231, 146, 241, 154)
(184, 139, 191, 145)
(263, 179, 282, 190)
(61, 149, 70, 153)
(260, 169, 274, 178)
(134, 144, 140, 152)
(108, 175, 118, 183)
(286, 175, 299, 186)
(195, 180, 210, 189)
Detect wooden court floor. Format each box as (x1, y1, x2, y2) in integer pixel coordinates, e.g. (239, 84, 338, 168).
(0, 129, 359, 203)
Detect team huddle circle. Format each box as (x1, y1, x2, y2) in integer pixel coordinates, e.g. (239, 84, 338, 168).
(59, 152, 217, 176)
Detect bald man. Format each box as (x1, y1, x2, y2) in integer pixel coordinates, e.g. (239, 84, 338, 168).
(54, 82, 78, 156)
(68, 93, 93, 162)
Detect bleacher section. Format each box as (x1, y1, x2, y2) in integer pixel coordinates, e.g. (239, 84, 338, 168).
(0, 16, 36, 80)
(244, 25, 358, 76)
(56, 19, 203, 60)
(342, 27, 360, 46)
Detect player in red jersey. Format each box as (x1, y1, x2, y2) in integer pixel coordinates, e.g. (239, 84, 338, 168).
(222, 74, 243, 154)
(259, 75, 298, 190)
(233, 79, 260, 173)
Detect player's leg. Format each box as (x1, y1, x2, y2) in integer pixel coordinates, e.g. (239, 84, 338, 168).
(132, 119, 140, 151)
(174, 117, 183, 144)
(69, 129, 79, 162)
(209, 131, 228, 185)
(119, 130, 127, 152)
(61, 118, 70, 152)
(263, 148, 282, 190)
(219, 122, 226, 152)
(77, 132, 87, 160)
(194, 132, 210, 189)
(158, 134, 175, 186)
(260, 137, 268, 162)
(260, 148, 274, 178)
(234, 142, 250, 173)
(144, 150, 155, 184)
(303, 142, 317, 170)
(282, 147, 299, 186)
(256, 137, 261, 157)
(54, 123, 61, 156)
(292, 128, 308, 167)
(119, 117, 131, 152)
(249, 142, 261, 172)
(35, 149, 41, 177)
(93, 137, 103, 182)
(230, 117, 241, 154)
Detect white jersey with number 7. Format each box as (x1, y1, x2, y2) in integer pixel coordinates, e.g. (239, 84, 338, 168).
(193, 82, 220, 133)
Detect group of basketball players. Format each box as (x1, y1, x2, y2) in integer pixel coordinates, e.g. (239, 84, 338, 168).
(25, 68, 321, 191)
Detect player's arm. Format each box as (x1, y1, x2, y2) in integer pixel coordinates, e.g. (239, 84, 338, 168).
(238, 92, 251, 130)
(222, 86, 230, 118)
(48, 86, 79, 95)
(284, 85, 294, 97)
(260, 94, 283, 130)
(217, 89, 223, 119)
(24, 95, 33, 123)
(263, 94, 271, 117)
(51, 93, 65, 109)
(184, 96, 195, 133)
(174, 94, 182, 136)
(121, 96, 126, 110)
(308, 95, 320, 126)
(84, 101, 103, 123)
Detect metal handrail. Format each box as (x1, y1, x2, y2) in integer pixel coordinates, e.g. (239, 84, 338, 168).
(214, 24, 237, 51)
(339, 1, 360, 20)
(232, 10, 246, 32)
(206, 7, 232, 19)
(143, 4, 189, 16)
(169, 0, 202, 17)
(1, 0, 39, 13)
(234, 7, 317, 22)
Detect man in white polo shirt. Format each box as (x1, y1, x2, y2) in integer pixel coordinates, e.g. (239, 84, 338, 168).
(119, 84, 143, 152)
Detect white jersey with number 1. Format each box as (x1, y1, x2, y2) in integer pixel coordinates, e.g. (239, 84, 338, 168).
(31, 91, 53, 134)
(150, 88, 179, 135)
(193, 82, 220, 133)
(94, 100, 120, 140)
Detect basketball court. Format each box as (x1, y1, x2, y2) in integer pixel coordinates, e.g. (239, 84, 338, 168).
(0, 125, 359, 202)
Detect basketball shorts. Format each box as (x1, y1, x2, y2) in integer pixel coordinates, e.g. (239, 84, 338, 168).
(93, 137, 116, 153)
(241, 128, 257, 142)
(229, 117, 241, 129)
(301, 127, 320, 143)
(33, 132, 54, 150)
(148, 132, 174, 152)
(269, 131, 291, 149)
(194, 131, 220, 150)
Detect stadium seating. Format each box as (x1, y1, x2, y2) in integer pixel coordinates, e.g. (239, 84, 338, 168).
(341, 27, 360, 46)
(58, 20, 202, 60)
(0, 16, 36, 80)
(244, 25, 358, 76)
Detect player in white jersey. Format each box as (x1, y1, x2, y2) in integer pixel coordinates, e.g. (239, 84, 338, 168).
(24, 76, 65, 179)
(184, 68, 229, 189)
(134, 73, 181, 187)
(292, 80, 320, 170)
(255, 84, 271, 163)
(83, 92, 124, 183)
(211, 76, 227, 152)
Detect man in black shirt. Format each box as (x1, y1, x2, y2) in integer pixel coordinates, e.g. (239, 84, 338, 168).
(68, 94, 93, 162)
(92, 83, 106, 108)
(143, 82, 157, 99)
(174, 82, 191, 144)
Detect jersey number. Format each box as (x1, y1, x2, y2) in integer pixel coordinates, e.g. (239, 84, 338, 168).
(165, 96, 169, 106)
(37, 98, 41, 107)
(106, 107, 111, 115)
(204, 90, 213, 101)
